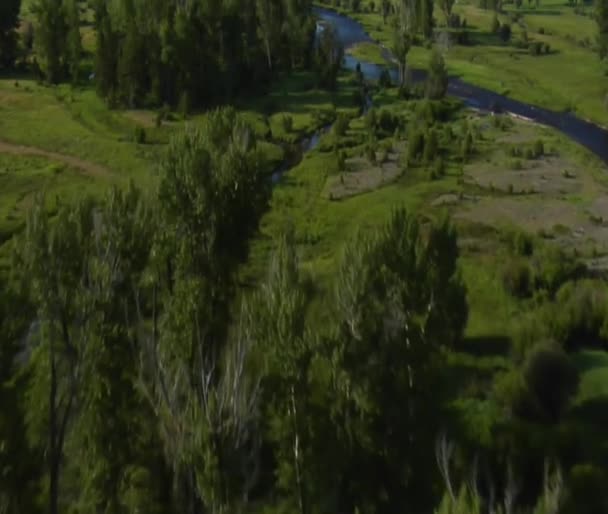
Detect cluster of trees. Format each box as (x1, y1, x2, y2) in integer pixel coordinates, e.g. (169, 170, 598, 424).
(91, 0, 317, 108)
(0, 107, 474, 514)
(0, 0, 21, 69)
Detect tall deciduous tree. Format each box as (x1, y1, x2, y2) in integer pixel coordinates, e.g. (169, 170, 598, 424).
(33, 0, 67, 83)
(426, 48, 449, 99)
(0, 0, 20, 68)
(64, 0, 81, 83)
(598, 0, 608, 59)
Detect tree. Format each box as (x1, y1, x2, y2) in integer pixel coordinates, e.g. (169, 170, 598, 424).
(524, 343, 579, 423)
(426, 48, 448, 99)
(0, 0, 20, 68)
(33, 0, 68, 83)
(439, 0, 455, 25)
(64, 0, 81, 83)
(598, 0, 608, 59)
(392, 28, 411, 86)
(328, 209, 461, 512)
(250, 231, 312, 514)
(17, 196, 95, 514)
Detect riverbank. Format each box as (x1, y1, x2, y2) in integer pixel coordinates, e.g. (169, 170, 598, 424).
(315, 5, 608, 164)
(316, 0, 608, 127)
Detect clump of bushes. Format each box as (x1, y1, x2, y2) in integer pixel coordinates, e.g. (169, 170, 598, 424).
(134, 126, 146, 144)
(503, 258, 533, 298)
(281, 114, 294, 133)
(333, 113, 350, 137)
(499, 23, 512, 42)
(379, 68, 392, 88)
(407, 129, 425, 163)
(424, 128, 439, 163)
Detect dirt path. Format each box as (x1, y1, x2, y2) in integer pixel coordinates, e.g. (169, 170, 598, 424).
(0, 140, 112, 177)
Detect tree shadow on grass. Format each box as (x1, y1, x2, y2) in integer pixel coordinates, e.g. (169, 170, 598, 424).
(460, 335, 512, 357)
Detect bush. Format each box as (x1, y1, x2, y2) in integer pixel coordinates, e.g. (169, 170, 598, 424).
(538, 26, 545, 34)
(491, 14, 500, 34)
(509, 230, 534, 256)
(337, 150, 347, 171)
(134, 126, 146, 144)
(543, 43, 551, 54)
(525, 147, 535, 160)
(503, 258, 532, 298)
(426, 50, 448, 100)
(378, 109, 398, 133)
(424, 129, 439, 163)
(534, 139, 544, 157)
(281, 114, 293, 133)
(461, 132, 473, 161)
(499, 23, 512, 42)
(179, 91, 191, 119)
(523, 342, 579, 423)
(529, 41, 542, 55)
(379, 68, 392, 88)
(408, 130, 425, 163)
(333, 113, 350, 137)
(364, 108, 377, 135)
(433, 156, 446, 177)
(366, 142, 377, 164)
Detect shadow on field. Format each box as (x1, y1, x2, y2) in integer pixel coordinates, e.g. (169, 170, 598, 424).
(461, 335, 511, 356)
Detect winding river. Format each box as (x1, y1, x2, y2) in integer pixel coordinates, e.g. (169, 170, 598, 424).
(315, 7, 608, 164)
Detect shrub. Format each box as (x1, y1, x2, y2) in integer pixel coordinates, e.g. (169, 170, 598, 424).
(333, 113, 350, 137)
(433, 156, 446, 177)
(532, 246, 584, 296)
(134, 126, 146, 144)
(538, 26, 545, 34)
(534, 139, 544, 157)
(178, 91, 191, 118)
(364, 108, 377, 135)
(543, 43, 551, 54)
(426, 50, 449, 100)
(378, 109, 398, 133)
(366, 142, 377, 164)
(337, 150, 347, 171)
(509, 230, 534, 256)
(491, 14, 500, 34)
(281, 114, 293, 133)
(461, 132, 473, 161)
(424, 129, 439, 163)
(503, 258, 532, 298)
(510, 159, 523, 170)
(379, 68, 392, 88)
(370, 0, 375, 10)
(408, 130, 425, 163)
(525, 147, 535, 160)
(499, 23, 512, 42)
(529, 41, 542, 56)
(523, 342, 579, 423)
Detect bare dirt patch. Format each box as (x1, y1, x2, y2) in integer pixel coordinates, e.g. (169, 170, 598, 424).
(0, 141, 112, 177)
(324, 151, 402, 200)
(465, 155, 587, 195)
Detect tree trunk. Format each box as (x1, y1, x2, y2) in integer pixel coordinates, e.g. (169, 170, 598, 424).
(265, 39, 272, 70)
(290, 387, 306, 514)
(49, 340, 59, 514)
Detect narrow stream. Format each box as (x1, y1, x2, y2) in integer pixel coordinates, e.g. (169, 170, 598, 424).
(315, 6, 608, 164)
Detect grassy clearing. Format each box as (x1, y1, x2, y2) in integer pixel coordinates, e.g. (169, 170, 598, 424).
(317, 0, 608, 125)
(346, 41, 390, 65)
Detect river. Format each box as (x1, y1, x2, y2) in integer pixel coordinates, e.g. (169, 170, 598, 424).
(315, 6, 608, 164)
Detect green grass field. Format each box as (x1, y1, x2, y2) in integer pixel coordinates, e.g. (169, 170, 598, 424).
(322, 0, 608, 125)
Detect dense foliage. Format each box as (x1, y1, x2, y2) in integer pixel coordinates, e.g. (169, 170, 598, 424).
(0, 0, 20, 68)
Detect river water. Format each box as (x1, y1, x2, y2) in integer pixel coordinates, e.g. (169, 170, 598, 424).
(315, 7, 608, 163)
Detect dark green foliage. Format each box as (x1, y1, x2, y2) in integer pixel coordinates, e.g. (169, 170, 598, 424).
(90, 0, 316, 107)
(523, 343, 579, 423)
(424, 128, 439, 163)
(461, 131, 473, 161)
(315, 24, 344, 90)
(366, 140, 377, 164)
(491, 14, 500, 33)
(408, 129, 425, 163)
(33, 0, 69, 83)
(378, 108, 399, 133)
(597, 0, 608, 59)
(134, 126, 146, 144)
(529, 41, 543, 55)
(509, 229, 535, 256)
(532, 246, 583, 296)
(379, 67, 392, 87)
(534, 139, 545, 157)
(333, 113, 350, 137)
(426, 49, 449, 99)
(503, 258, 532, 298)
(364, 107, 377, 135)
(499, 23, 512, 42)
(281, 114, 294, 133)
(0, 0, 20, 68)
(337, 149, 347, 170)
